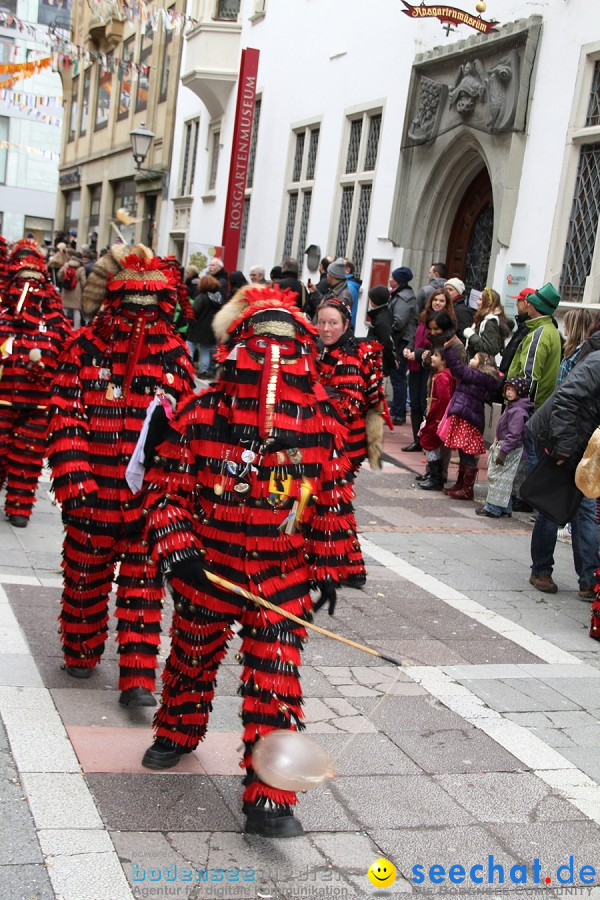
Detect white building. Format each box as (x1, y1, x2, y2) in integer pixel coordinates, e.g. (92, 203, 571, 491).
(0, 1, 66, 244)
(159, 0, 600, 328)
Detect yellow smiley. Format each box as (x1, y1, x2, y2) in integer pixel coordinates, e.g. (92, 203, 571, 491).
(367, 858, 397, 888)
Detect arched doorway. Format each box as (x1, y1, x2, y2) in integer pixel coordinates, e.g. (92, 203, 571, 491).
(446, 168, 494, 296)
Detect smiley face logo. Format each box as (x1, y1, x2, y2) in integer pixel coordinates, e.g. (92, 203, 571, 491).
(367, 858, 396, 888)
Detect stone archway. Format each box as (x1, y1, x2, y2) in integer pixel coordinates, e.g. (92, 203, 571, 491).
(391, 130, 495, 288)
(446, 167, 494, 294)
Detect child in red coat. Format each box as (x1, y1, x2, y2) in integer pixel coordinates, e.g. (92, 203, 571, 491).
(418, 349, 455, 491)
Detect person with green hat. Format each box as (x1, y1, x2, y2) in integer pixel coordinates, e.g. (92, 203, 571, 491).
(507, 282, 561, 411)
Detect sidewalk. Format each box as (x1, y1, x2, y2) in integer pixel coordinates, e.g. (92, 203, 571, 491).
(1, 441, 600, 899)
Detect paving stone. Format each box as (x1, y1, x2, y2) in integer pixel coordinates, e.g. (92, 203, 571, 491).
(0, 863, 54, 899)
(39, 828, 133, 900)
(450, 640, 543, 664)
(0, 653, 43, 688)
(437, 772, 586, 824)
(376, 639, 470, 666)
(393, 727, 523, 775)
(51, 686, 156, 728)
(112, 829, 198, 898)
(554, 748, 600, 782)
(86, 773, 240, 832)
(489, 821, 600, 885)
(371, 824, 520, 883)
(538, 677, 600, 707)
(349, 695, 475, 737)
(335, 775, 476, 828)
(0, 747, 44, 865)
(459, 679, 578, 713)
(22, 772, 103, 830)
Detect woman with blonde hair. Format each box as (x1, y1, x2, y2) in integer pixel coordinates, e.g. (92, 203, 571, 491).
(558, 307, 596, 386)
(463, 286, 507, 359)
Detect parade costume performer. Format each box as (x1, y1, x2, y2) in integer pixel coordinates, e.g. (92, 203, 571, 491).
(47, 244, 196, 706)
(316, 296, 390, 588)
(0, 240, 71, 527)
(140, 287, 350, 838)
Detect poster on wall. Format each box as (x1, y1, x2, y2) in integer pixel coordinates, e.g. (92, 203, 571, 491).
(186, 243, 224, 274)
(503, 263, 530, 317)
(37, 0, 72, 27)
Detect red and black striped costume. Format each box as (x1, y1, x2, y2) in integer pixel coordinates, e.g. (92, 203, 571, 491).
(316, 328, 389, 581)
(47, 247, 196, 695)
(141, 288, 349, 823)
(0, 242, 71, 524)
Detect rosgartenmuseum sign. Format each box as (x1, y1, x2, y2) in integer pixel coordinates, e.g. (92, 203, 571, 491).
(400, 1, 499, 35)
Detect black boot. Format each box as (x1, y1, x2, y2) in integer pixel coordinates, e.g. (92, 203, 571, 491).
(244, 805, 304, 838)
(141, 738, 192, 769)
(119, 687, 156, 707)
(418, 459, 443, 491)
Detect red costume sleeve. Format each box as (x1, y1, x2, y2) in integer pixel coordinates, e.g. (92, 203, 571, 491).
(47, 338, 100, 508)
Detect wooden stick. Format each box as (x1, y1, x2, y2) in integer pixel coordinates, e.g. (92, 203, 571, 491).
(15, 281, 30, 315)
(203, 570, 402, 667)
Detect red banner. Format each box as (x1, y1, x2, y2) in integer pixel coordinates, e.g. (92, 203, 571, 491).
(400, 1, 499, 34)
(222, 48, 260, 274)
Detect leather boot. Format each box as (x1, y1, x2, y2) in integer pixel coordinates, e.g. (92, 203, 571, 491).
(244, 805, 304, 838)
(418, 459, 443, 491)
(446, 464, 478, 500)
(443, 462, 465, 495)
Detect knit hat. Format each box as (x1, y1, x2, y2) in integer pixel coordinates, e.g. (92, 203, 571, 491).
(445, 277, 465, 296)
(327, 258, 346, 281)
(528, 282, 560, 316)
(504, 376, 531, 399)
(391, 266, 413, 285)
(368, 285, 390, 307)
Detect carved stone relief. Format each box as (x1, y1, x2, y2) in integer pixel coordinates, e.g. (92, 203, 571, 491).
(406, 47, 520, 144)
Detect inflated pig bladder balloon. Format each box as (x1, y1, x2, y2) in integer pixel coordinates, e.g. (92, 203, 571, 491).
(252, 730, 333, 791)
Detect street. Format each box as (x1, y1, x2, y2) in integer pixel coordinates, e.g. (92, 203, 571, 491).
(1, 422, 600, 900)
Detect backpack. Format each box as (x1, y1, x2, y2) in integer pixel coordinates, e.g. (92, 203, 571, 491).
(62, 265, 77, 291)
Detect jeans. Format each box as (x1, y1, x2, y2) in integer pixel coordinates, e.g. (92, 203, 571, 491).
(389, 353, 407, 419)
(531, 496, 599, 588)
(408, 368, 429, 442)
(528, 439, 599, 587)
(187, 342, 214, 374)
(483, 499, 512, 517)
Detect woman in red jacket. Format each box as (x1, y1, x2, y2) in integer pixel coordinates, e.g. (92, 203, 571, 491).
(417, 349, 455, 490)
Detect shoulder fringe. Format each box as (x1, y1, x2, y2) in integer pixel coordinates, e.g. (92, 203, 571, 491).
(366, 406, 384, 470)
(81, 243, 153, 319)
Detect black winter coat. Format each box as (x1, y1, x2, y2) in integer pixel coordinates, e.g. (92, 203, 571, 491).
(499, 312, 529, 375)
(452, 297, 474, 342)
(527, 349, 600, 465)
(366, 305, 396, 376)
(186, 290, 223, 345)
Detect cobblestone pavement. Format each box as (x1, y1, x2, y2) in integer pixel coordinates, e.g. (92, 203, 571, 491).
(1, 420, 600, 899)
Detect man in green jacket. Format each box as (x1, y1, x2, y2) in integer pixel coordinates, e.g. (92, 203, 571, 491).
(507, 282, 561, 409)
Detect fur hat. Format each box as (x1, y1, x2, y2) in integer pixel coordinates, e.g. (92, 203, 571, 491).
(81, 243, 153, 319)
(445, 277, 465, 296)
(391, 266, 413, 285)
(327, 258, 346, 281)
